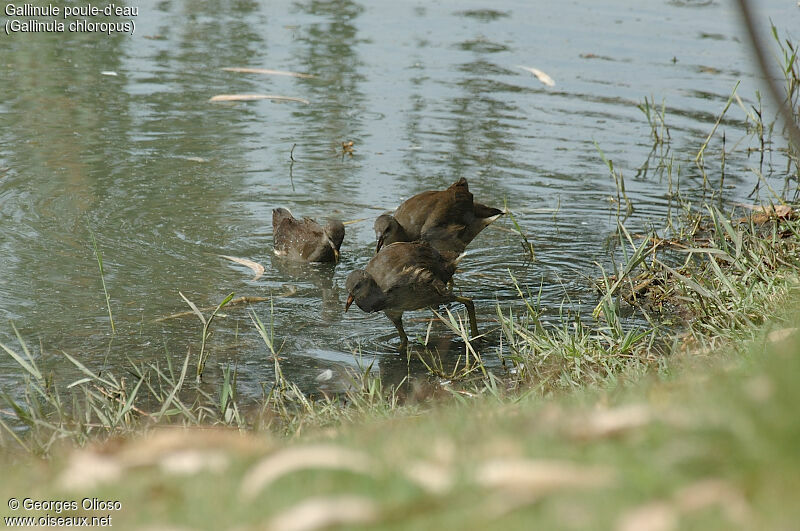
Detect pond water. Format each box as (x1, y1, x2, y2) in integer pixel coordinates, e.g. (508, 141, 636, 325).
(1, 0, 798, 400)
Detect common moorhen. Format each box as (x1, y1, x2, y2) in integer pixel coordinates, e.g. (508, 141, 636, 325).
(272, 208, 345, 262)
(345, 241, 478, 351)
(374, 177, 503, 254)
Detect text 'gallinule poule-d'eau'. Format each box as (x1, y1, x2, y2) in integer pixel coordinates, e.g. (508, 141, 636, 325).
(345, 241, 478, 351)
(373, 177, 503, 255)
(272, 208, 345, 263)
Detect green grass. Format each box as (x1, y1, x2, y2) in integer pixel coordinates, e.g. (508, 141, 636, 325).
(1, 304, 798, 530)
(89, 227, 115, 335)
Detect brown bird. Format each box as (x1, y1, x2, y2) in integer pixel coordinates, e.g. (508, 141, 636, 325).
(374, 178, 503, 254)
(272, 208, 345, 262)
(345, 242, 478, 351)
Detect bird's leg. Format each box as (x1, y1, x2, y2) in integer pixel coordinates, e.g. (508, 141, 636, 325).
(454, 296, 479, 338)
(385, 311, 408, 352)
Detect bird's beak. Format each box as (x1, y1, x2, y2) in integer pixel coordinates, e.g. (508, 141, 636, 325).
(376, 236, 384, 254)
(333, 247, 340, 262)
(345, 294, 354, 312)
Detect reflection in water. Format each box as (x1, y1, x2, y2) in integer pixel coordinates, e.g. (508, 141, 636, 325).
(0, 0, 798, 402)
(271, 257, 343, 323)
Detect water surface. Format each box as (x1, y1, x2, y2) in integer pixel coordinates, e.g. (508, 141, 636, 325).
(1, 0, 798, 398)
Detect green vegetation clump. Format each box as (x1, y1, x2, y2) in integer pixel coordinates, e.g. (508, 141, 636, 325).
(2, 205, 799, 452)
(1, 290, 799, 530)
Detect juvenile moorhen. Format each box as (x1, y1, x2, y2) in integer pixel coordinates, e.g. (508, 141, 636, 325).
(272, 208, 345, 263)
(345, 241, 478, 351)
(374, 178, 503, 254)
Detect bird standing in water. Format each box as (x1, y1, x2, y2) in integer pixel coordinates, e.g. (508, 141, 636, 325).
(373, 178, 503, 254)
(345, 241, 478, 351)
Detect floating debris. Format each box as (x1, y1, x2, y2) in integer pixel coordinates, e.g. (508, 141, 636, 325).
(579, 53, 616, 61)
(315, 369, 334, 382)
(209, 94, 310, 104)
(222, 67, 315, 79)
(517, 65, 556, 87)
(339, 140, 355, 159)
(219, 255, 266, 280)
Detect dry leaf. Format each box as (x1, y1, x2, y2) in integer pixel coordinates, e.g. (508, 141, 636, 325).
(737, 203, 793, 223)
(222, 67, 315, 79)
(158, 449, 228, 476)
(241, 445, 373, 499)
(674, 479, 750, 524)
(209, 94, 310, 104)
(475, 459, 614, 493)
(219, 255, 266, 281)
(617, 501, 678, 531)
(404, 461, 453, 494)
(61, 429, 265, 490)
(518, 65, 556, 86)
(618, 479, 751, 531)
(744, 375, 773, 402)
(121, 429, 266, 465)
(737, 203, 792, 215)
(767, 327, 797, 343)
(58, 452, 122, 490)
(571, 404, 652, 440)
(266, 496, 378, 531)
